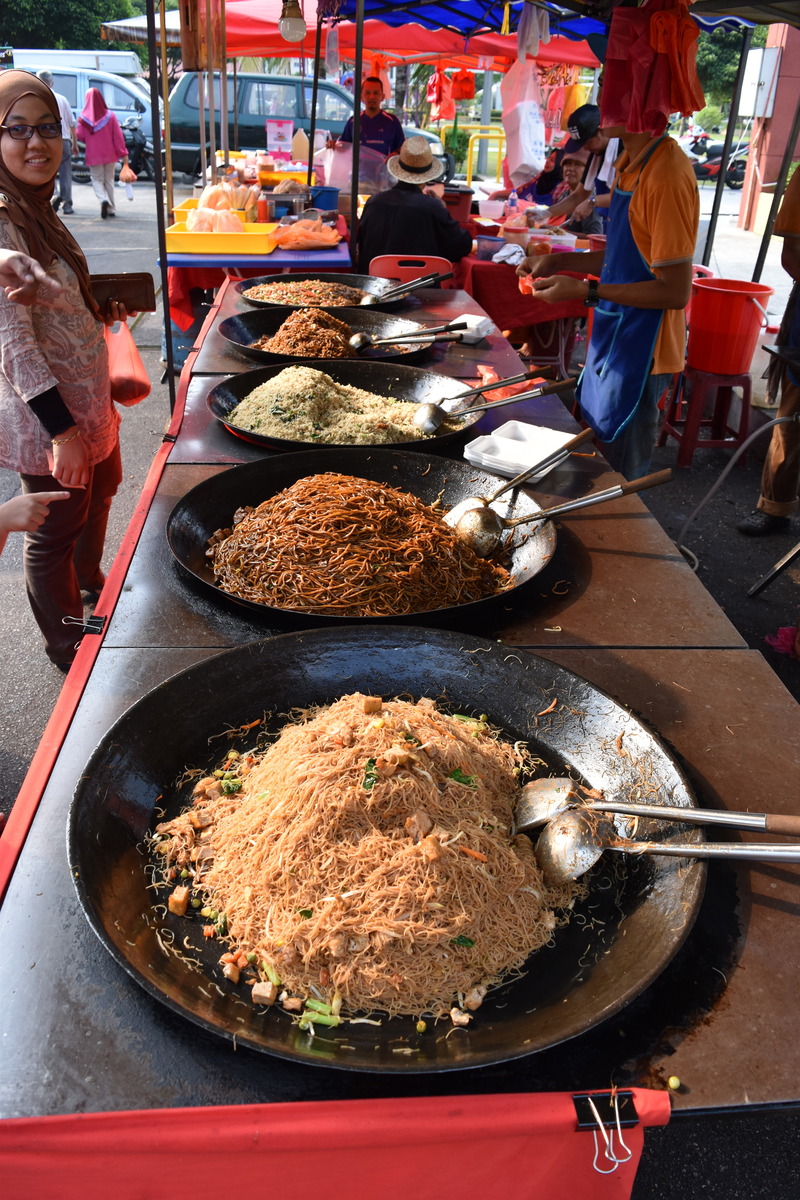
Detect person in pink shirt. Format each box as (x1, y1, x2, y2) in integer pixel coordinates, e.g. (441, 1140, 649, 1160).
(76, 89, 129, 219)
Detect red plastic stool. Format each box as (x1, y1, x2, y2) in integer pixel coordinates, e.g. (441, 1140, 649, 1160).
(658, 365, 752, 468)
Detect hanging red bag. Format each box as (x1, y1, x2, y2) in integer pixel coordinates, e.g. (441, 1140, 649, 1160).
(104, 322, 151, 407)
(451, 69, 475, 101)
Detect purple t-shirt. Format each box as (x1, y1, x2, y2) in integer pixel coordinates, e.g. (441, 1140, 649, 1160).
(340, 110, 405, 157)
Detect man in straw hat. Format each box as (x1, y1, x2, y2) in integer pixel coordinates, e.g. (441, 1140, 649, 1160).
(357, 136, 472, 273)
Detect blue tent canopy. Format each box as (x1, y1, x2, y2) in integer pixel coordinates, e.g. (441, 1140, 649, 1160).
(332, 0, 753, 37)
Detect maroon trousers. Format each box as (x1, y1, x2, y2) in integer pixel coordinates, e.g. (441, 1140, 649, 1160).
(20, 444, 122, 665)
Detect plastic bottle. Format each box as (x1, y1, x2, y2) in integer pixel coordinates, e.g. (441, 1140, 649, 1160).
(257, 191, 269, 223)
(507, 189, 519, 217)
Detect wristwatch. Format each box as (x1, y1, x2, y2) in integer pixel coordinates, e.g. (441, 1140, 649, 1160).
(588, 192, 597, 208)
(584, 279, 600, 308)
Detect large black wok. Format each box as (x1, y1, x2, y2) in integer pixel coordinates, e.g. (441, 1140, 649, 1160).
(234, 272, 404, 311)
(166, 447, 557, 624)
(68, 627, 704, 1073)
(206, 359, 483, 453)
(218, 306, 443, 367)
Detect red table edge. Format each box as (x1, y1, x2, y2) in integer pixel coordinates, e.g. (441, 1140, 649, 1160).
(0, 375, 191, 904)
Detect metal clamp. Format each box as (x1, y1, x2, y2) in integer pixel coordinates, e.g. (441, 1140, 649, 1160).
(62, 614, 107, 636)
(573, 1090, 637, 1174)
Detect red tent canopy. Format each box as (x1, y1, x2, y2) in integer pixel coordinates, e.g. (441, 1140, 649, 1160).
(219, 0, 599, 67)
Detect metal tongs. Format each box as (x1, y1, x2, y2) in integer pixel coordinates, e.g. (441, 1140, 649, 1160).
(360, 271, 455, 306)
(414, 375, 577, 435)
(349, 319, 469, 352)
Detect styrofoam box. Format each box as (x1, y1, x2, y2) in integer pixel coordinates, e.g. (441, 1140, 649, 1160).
(464, 421, 574, 479)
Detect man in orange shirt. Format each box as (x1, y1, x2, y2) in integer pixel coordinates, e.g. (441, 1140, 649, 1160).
(518, 124, 699, 479)
(737, 169, 800, 536)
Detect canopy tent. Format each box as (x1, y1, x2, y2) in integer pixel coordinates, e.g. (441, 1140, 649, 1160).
(101, 5, 599, 67)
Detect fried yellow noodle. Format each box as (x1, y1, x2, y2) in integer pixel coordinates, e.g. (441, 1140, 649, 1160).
(157, 693, 580, 1020)
(207, 473, 512, 616)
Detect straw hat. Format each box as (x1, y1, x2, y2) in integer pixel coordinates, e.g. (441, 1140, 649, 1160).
(387, 136, 444, 186)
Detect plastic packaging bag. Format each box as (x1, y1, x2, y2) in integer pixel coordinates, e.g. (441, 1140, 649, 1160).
(500, 61, 546, 189)
(104, 322, 151, 407)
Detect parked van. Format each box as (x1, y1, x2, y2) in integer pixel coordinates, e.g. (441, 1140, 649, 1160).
(14, 63, 161, 145)
(168, 72, 443, 177)
(12, 48, 143, 79)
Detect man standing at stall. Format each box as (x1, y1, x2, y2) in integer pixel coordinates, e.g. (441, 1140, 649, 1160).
(336, 76, 405, 160)
(517, 1, 702, 480)
(37, 70, 77, 215)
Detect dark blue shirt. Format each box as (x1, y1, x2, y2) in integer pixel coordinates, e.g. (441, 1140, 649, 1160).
(340, 110, 405, 158)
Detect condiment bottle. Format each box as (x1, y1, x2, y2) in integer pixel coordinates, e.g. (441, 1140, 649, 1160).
(257, 191, 269, 223)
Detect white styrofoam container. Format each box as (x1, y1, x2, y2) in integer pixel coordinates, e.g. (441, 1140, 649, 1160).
(463, 421, 575, 479)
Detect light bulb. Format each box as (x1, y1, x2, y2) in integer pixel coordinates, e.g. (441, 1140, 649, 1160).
(279, 0, 306, 42)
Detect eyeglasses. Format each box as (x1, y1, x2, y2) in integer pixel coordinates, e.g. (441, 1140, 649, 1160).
(0, 122, 62, 141)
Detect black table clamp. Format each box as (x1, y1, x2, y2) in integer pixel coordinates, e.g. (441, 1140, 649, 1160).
(62, 613, 107, 637)
(573, 1090, 638, 1174)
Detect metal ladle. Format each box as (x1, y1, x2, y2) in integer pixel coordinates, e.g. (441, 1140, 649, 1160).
(360, 271, 454, 306)
(414, 376, 577, 435)
(348, 319, 469, 352)
(455, 468, 673, 558)
(515, 776, 800, 838)
(534, 808, 800, 887)
(445, 426, 596, 526)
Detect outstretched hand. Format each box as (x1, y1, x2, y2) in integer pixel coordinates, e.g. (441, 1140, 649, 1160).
(0, 492, 70, 552)
(0, 250, 62, 306)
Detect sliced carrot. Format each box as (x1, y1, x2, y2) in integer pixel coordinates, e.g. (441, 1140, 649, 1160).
(457, 845, 488, 863)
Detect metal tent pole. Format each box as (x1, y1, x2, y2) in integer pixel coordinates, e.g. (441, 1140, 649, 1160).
(701, 25, 752, 268)
(349, 0, 364, 266)
(307, 15, 324, 188)
(146, 0, 176, 410)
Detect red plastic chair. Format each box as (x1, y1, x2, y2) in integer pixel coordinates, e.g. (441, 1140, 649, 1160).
(369, 255, 455, 287)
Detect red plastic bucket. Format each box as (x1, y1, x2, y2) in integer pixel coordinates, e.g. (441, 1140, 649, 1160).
(687, 278, 774, 375)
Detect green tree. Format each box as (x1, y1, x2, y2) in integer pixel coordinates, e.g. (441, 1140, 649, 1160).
(695, 25, 767, 107)
(0, 0, 134, 50)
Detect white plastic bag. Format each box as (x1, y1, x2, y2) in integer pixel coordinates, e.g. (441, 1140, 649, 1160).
(500, 60, 547, 188)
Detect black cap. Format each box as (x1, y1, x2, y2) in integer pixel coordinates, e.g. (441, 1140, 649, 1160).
(567, 104, 601, 148)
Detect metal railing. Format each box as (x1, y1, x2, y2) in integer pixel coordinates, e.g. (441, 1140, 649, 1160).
(464, 131, 506, 185)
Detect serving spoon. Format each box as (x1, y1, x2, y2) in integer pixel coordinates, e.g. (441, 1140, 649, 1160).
(351, 330, 464, 354)
(414, 376, 577, 435)
(445, 426, 595, 526)
(348, 318, 469, 351)
(534, 808, 800, 887)
(454, 468, 673, 558)
(515, 776, 800, 837)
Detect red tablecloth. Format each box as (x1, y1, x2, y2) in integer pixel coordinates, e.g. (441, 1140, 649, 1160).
(0, 1090, 670, 1200)
(454, 255, 585, 331)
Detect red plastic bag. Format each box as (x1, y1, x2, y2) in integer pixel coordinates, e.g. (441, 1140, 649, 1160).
(452, 69, 476, 101)
(104, 322, 151, 407)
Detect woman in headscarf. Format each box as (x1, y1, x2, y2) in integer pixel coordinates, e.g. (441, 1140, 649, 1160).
(0, 70, 128, 670)
(77, 87, 129, 219)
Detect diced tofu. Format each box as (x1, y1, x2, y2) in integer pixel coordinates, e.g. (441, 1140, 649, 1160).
(281, 996, 304, 1013)
(221, 962, 240, 984)
(405, 810, 434, 842)
(252, 980, 279, 1007)
(168, 885, 190, 916)
(420, 835, 442, 862)
(362, 696, 383, 714)
(463, 984, 488, 1012)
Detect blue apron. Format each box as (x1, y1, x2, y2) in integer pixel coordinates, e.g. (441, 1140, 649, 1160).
(578, 136, 667, 443)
